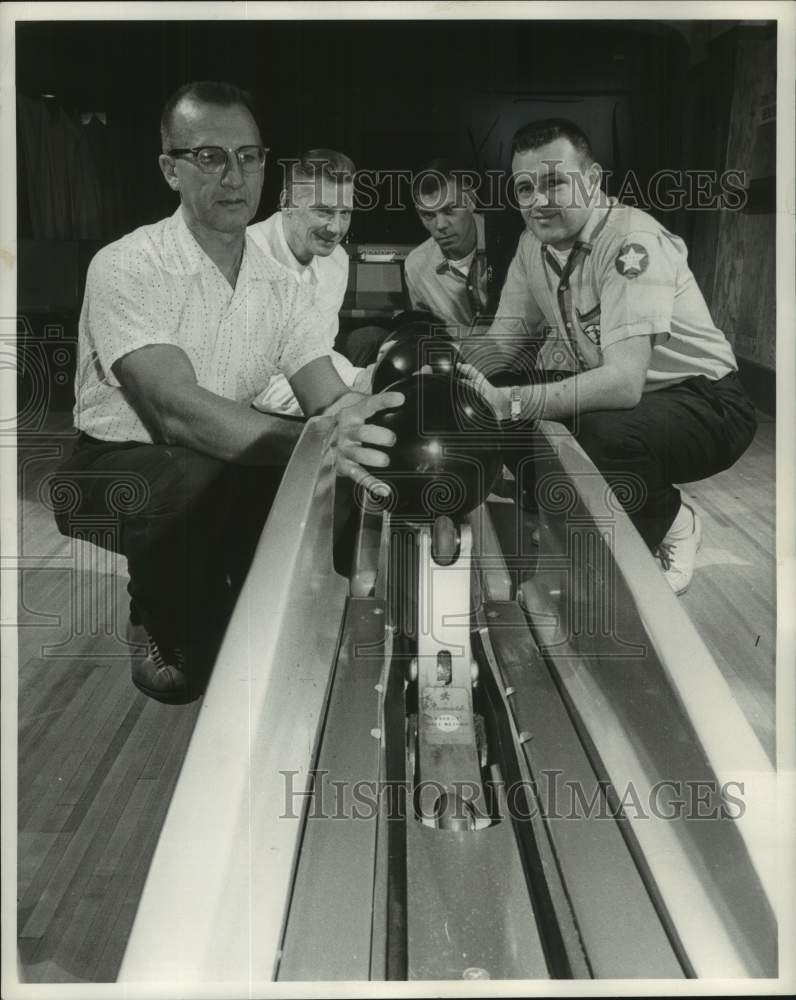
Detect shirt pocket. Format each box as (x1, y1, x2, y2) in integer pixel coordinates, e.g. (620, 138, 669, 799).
(575, 302, 602, 347)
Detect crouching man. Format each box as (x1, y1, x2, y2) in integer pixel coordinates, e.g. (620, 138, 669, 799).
(55, 81, 398, 702)
(473, 118, 756, 595)
(248, 147, 373, 413)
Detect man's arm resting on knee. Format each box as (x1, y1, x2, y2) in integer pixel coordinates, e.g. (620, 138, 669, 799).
(114, 345, 307, 464)
(472, 335, 653, 421)
(113, 346, 401, 484)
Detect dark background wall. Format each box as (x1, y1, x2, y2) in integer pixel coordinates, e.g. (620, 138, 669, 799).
(16, 19, 692, 240)
(14, 17, 777, 420)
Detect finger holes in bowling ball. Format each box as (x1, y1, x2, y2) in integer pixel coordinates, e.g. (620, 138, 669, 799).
(366, 372, 503, 522)
(431, 515, 460, 566)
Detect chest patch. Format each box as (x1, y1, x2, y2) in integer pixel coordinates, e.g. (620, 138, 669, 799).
(576, 304, 602, 346)
(615, 243, 649, 279)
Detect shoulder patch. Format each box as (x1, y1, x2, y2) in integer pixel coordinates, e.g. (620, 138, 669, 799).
(615, 242, 649, 279)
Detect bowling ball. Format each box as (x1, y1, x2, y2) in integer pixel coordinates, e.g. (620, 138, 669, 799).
(366, 372, 503, 521)
(372, 323, 461, 393)
(387, 309, 438, 331)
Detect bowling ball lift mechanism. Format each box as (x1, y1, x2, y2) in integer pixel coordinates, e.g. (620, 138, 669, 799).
(120, 355, 777, 985)
(288, 499, 595, 980)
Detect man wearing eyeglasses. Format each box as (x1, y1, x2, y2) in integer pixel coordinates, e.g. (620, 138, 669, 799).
(56, 81, 399, 703)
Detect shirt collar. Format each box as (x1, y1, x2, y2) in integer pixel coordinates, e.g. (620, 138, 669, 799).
(575, 193, 617, 246)
(430, 211, 485, 271)
(540, 194, 617, 278)
(165, 206, 263, 285)
(275, 212, 320, 280)
(163, 207, 218, 274)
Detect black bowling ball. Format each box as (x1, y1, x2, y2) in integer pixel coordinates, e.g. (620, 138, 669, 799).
(366, 372, 503, 521)
(387, 309, 438, 331)
(372, 323, 461, 393)
(380, 320, 453, 355)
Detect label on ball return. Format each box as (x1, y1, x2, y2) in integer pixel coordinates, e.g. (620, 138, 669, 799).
(420, 686, 473, 745)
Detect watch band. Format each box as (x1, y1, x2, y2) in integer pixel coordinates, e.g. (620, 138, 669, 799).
(510, 385, 522, 422)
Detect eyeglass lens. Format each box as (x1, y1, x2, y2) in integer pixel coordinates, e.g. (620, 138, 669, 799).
(194, 146, 266, 173)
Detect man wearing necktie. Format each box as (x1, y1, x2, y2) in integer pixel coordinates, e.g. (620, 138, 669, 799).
(471, 118, 757, 596)
(404, 160, 514, 334)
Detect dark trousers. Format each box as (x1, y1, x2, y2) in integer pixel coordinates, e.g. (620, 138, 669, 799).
(339, 324, 391, 367)
(53, 435, 284, 651)
(513, 372, 757, 550)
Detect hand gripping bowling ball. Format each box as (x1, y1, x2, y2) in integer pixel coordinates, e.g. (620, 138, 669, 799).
(371, 322, 461, 393)
(367, 372, 503, 521)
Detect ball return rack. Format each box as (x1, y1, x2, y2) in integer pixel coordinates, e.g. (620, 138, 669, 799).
(119, 417, 776, 986)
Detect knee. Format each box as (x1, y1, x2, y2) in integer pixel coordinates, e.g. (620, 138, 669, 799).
(48, 444, 227, 547)
(732, 400, 758, 455)
(144, 447, 227, 515)
(48, 449, 155, 539)
(48, 471, 89, 538)
(573, 411, 650, 468)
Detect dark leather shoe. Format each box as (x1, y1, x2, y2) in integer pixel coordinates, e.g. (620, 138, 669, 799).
(130, 633, 187, 703)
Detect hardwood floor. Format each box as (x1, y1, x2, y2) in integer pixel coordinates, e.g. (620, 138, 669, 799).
(13, 410, 778, 983)
(15, 418, 202, 983)
(680, 415, 776, 760)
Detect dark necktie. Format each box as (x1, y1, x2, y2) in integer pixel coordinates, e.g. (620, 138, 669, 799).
(437, 248, 490, 318)
(436, 259, 468, 280)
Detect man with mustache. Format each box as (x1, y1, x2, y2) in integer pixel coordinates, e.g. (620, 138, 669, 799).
(248, 149, 372, 414)
(55, 81, 399, 702)
(474, 118, 756, 595)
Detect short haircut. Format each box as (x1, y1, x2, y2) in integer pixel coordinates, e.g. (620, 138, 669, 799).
(285, 149, 356, 194)
(511, 118, 594, 164)
(412, 158, 479, 207)
(160, 80, 259, 151)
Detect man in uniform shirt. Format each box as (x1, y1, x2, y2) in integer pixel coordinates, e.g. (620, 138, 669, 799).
(248, 148, 371, 414)
(472, 118, 756, 595)
(55, 81, 400, 701)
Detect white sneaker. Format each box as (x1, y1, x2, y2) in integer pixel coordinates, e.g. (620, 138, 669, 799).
(656, 504, 702, 596)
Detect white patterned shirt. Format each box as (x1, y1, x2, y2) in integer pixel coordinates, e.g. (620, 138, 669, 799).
(73, 208, 330, 442)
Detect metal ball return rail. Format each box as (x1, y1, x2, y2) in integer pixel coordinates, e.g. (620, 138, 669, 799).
(118, 413, 776, 985)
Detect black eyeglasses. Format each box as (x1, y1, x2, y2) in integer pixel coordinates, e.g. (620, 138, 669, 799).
(167, 145, 268, 174)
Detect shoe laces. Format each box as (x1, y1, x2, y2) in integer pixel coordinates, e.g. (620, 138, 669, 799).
(147, 635, 185, 670)
(657, 539, 677, 571)
(657, 508, 697, 572)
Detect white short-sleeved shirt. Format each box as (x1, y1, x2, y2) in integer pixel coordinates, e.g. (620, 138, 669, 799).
(490, 197, 737, 391)
(404, 213, 487, 332)
(247, 211, 360, 414)
(73, 207, 330, 442)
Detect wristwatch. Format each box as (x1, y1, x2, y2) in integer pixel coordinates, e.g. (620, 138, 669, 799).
(509, 385, 522, 423)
